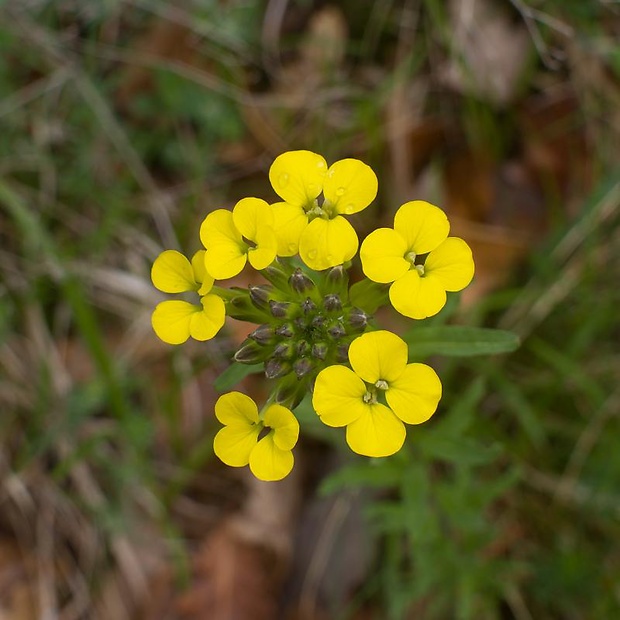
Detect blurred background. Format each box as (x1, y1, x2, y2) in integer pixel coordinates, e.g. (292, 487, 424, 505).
(0, 0, 619, 618)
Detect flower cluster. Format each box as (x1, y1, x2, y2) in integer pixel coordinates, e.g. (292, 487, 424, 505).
(150, 150, 474, 481)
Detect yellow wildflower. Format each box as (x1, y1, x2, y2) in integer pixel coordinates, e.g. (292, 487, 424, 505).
(269, 150, 378, 271)
(213, 392, 300, 481)
(151, 249, 225, 344)
(360, 201, 475, 319)
(200, 197, 277, 279)
(312, 330, 441, 457)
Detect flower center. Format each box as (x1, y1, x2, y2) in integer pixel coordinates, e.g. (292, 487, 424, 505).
(306, 196, 337, 221)
(406, 251, 427, 276)
(257, 424, 272, 441)
(375, 379, 389, 391)
(363, 390, 377, 405)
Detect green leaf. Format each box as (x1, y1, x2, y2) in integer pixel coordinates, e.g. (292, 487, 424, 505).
(403, 326, 520, 358)
(213, 362, 263, 392)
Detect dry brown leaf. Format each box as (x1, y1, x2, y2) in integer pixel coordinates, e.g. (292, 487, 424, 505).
(0, 539, 38, 620)
(175, 522, 280, 620)
(440, 0, 531, 106)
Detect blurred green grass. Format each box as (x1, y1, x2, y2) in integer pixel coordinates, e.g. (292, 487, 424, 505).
(1, 1, 619, 618)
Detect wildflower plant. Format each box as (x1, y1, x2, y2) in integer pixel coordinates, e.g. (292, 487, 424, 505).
(150, 150, 484, 481)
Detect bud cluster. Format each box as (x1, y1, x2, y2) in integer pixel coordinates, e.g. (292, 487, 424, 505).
(229, 259, 370, 409)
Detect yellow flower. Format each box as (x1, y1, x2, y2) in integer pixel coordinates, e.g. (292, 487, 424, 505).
(151, 249, 225, 344)
(269, 150, 378, 271)
(213, 392, 300, 481)
(200, 197, 277, 279)
(360, 201, 474, 319)
(312, 330, 441, 457)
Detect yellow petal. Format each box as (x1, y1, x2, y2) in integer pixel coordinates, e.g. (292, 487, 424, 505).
(299, 216, 358, 271)
(269, 150, 327, 207)
(189, 294, 226, 341)
(424, 237, 475, 291)
(249, 435, 294, 481)
(247, 225, 277, 271)
(191, 250, 214, 295)
(393, 201, 450, 255)
(199, 209, 242, 249)
(348, 330, 408, 384)
(151, 300, 197, 344)
(271, 202, 308, 256)
(323, 158, 378, 215)
(360, 228, 409, 283)
(387, 363, 442, 424)
(389, 270, 447, 319)
(263, 404, 299, 451)
(345, 403, 406, 457)
(232, 197, 274, 242)
(312, 365, 367, 427)
(213, 425, 259, 467)
(215, 391, 260, 426)
(204, 243, 247, 280)
(151, 250, 197, 293)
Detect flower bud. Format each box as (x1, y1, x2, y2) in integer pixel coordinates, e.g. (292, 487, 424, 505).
(269, 300, 293, 318)
(347, 307, 369, 332)
(336, 343, 349, 362)
(324, 264, 349, 295)
(249, 285, 272, 310)
(262, 259, 293, 290)
(293, 357, 314, 378)
(301, 298, 317, 315)
(249, 324, 276, 345)
(296, 340, 310, 357)
(273, 375, 307, 409)
(311, 315, 326, 329)
(275, 322, 295, 338)
(265, 358, 292, 379)
(323, 293, 342, 313)
(234, 339, 269, 364)
(289, 268, 315, 295)
(327, 321, 346, 339)
(312, 342, 328, 360)
(228, 291, 271, 323)
(273, 341, 295, 359)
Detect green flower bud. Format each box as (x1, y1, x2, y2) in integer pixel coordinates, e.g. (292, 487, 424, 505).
(293, 357, 314, 378)
(269, 300, 293, 318)
(265, 358, 292, 379)
(227, 291, 271, 323)
(301, 298, 317, 315)
(249, 285, 272, 310)
(323, 264, 349, 296)
(273, 341, 295, 359)
(296, 340, 310, 357)
(336, 344, 349, 362)
(262, 259, 293, 291)
(323, 293, 342, 313)
(289, 268, 315, 295)
(234, 339, 269, 364)
(311, 315, 326, 329)
(273, 375, 307, 409)
(347, 308, 369, 333)
(327, 321, 346, 339)
(249, 324, 276, 345)
(312, 342, 328, 360)
(275, 322, 295, 338)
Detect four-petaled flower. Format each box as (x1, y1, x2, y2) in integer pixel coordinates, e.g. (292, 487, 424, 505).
(200, 197, 277, 279)
(269, 150, 378, 271)
(151, 249, 225, 344)
(213, 392, 300, 481)
(312, 330, 442, 457)
(360, 201, 475, 319)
